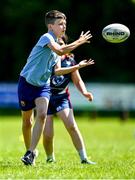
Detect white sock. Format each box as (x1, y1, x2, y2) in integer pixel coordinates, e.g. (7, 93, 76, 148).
(78, 149, 87, 161)
(47, 153, 55, 160)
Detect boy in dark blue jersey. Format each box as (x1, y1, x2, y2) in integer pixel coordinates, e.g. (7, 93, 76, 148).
(43, 37, 96, 164)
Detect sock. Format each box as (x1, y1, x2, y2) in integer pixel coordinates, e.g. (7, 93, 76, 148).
(47, 153, 55, 161)
(78, 149, 87, 161)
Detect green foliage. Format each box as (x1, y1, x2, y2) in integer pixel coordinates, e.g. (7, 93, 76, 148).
(0, 116, 135, 179)
(1, 0, 135, 82)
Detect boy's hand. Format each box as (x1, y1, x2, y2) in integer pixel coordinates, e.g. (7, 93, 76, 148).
(83, 92, 94, 101)
(79, 59, 95, 68)
(79, 31, 92, 44)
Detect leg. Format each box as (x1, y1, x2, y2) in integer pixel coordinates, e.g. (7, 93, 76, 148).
(21, 97, 49, 165)
(43, 115, 55, 162)
(57, 108, 85, 152)
(57, 108, 96, 164)
(21, 110, 33, 150)
(29, 97, 49, 151)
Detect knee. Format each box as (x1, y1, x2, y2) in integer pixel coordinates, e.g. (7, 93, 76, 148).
(67, 124, 78, 133)
(23, 119, 32, 128)
(37, 112, 47, 123)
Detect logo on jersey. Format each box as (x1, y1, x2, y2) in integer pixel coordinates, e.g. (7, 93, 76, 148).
(51, 75, 65, 86)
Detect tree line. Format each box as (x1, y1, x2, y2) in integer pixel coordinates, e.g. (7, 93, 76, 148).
(1, 0, 135, 83)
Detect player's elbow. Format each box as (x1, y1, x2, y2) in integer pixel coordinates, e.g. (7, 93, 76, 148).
(55, 47, 65, 56)
(56, 46, 68, 56)
(55, 49, 63, 56)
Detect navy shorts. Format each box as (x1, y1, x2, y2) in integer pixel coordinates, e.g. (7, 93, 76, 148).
(47, 93, 72, 115)
(18, 76, 51, 111)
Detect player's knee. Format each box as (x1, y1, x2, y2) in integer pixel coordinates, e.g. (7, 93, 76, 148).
(23, 119, 32, 128)
(38, 112, 47, 123)
(68, 124, 77, 132)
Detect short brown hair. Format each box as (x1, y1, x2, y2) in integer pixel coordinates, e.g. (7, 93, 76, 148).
(45, 10, 66, 26)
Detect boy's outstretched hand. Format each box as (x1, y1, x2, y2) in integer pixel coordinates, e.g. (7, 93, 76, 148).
(79, 31, 92, 44)
(78, 59, 95, 68)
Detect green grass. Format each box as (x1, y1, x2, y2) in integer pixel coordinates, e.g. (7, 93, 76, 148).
(0, 115, 135, 179)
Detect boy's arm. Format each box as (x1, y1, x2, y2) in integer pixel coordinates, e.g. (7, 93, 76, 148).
(54, 59, 95, 76)
(48, 31, 92, 55)
(71, 70, 93, 101)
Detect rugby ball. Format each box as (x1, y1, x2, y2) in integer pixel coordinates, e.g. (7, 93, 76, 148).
(102, 23, 130, 43)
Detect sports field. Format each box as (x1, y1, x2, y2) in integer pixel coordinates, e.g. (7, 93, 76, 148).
(0, 115, 135, 179)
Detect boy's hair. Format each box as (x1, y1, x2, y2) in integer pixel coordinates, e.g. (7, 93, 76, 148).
(45, 10, 66, 26)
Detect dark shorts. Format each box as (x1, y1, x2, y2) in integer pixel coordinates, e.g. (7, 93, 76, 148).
(18, 76, 51, 111)
(47, 93, 72, 115)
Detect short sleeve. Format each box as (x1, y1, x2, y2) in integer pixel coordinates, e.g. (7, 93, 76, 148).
(37, 33, 55, 47)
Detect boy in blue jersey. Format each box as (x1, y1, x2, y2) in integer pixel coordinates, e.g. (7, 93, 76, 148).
(43, 36, 96, 164)
(18, 10, 94, 166)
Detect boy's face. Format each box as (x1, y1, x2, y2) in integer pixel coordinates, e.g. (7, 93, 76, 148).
(50, 19, 66, 38)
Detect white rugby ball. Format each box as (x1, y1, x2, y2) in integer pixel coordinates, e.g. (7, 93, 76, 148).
(102, 23, 130, 43)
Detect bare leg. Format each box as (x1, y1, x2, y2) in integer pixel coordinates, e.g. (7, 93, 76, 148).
(29, 97, 49, 151)
(57, 108, 85, 151)
(43, 115, 55, 161)
(42, 108, 95, 164)
(21, 110, 33, 150)
(57, 108, 96, 164)
(57, 108, 89, 161)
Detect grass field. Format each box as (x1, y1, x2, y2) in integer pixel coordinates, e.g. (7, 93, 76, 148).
(0, 115, 135, 179)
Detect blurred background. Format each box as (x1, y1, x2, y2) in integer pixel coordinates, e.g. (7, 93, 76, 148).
(0, 0, 135, 118)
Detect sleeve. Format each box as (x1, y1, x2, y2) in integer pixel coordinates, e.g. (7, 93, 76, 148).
(37, 33, 55, 47)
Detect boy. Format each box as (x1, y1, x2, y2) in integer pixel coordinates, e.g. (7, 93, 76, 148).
(18, 10, 93, 165)
(43, 36, 96, 164)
